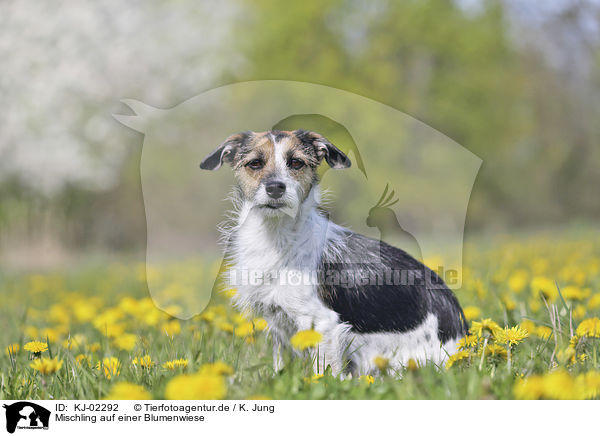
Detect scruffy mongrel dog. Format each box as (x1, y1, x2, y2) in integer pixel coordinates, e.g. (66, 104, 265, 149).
(200, 130, 467, 376)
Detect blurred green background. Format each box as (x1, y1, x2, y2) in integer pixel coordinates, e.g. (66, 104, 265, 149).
(1, 0, 600, 269)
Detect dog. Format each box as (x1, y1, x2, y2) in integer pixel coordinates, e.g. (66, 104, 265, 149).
(200, 130, 468, 375)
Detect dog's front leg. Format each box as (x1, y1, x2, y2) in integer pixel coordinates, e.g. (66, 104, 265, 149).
(272, 335, 284, 373)
(311, 336, 340, 377)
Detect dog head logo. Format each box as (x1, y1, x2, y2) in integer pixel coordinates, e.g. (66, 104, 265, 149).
(3, 402, 50, 433)
(114, 80, 481, 318)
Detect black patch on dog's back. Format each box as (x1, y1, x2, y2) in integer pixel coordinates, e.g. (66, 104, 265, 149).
(318, 232, 467, 342)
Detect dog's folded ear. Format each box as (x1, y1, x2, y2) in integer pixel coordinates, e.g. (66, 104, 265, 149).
(200, 132, 249, 170)
(293, 130, 351, 169)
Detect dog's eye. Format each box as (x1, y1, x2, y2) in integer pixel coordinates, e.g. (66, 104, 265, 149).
(247, 159, 264, 170)
(289, 159, 305, 170)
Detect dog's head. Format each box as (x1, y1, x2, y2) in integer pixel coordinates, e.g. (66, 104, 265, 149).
(200, 130, 351, 216)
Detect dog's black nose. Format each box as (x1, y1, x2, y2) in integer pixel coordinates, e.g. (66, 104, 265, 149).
(265, 181, 286, 199)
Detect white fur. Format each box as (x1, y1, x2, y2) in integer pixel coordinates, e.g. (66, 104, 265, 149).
(352, 314, 460, 374)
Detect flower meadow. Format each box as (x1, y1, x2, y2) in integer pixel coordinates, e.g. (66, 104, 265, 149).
(2, 230, 600, 400)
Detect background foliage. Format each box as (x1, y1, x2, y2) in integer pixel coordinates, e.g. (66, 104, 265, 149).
(1, 0, 600, 266)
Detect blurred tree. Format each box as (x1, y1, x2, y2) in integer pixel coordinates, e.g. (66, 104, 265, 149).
(2, 0, 600, 261)
(230, 0, 600, 229)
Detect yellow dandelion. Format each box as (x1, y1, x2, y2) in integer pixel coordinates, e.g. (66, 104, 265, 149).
(569, 335, 580, 348)
(500, 293, 517, 311)
(231, 313, 247, 324)
(576, 317, 600, 338)
(445, 350, 471, 369)
(515, 370, 587, 400)
(5, 343, 20, 355)
(530, 276, 557, 301)
(541, 370, 586, 400)
(75, 354, 91, 367)
(39, 327, 61, 343)
(535, 325, 553, 340)
(587, 294, 600, 310)
(142, 310, 162, 327)
(359, 375, 375, 385)
(165, 373, 226, 400)
(72, 300, 97, 323)
(133, 355, 154, 369)
(48, 303, 69, 324)
(406, 358, 419, 372)
(479, 343, 508, 359)
(493, 325, 529, 346)
(199, 310, 217, 322)
(30, 357, 63, 375)
(96, 323, 126, 338)
(520, 319, 537, 336)
(210, 305, 228, 317)
(253, 318, 268, 331)
(87, 342, 101, 353)
(303, 374, 324, 384)
(234, 322, 255, 337)
(118, 297, 140, 315)
(216, 320, 234, 333)
(572, 304, 586, 320)
(62, 334, 86, 350)
(104, 382, 151, 400)
(514, 375, 545, 400)
(96, 357, 121, 379)
(462, 306, 481, 321)
(470, 319, 501, 337)
(562, 285, 589, 301)
(528, 296, 542, 313)
(94, 309, 125, 334)
(112, 333, 137, 351)
(557, 347, 576, 366)
(374, 356, 390, 371)
(161, 320, 182, 337)
(290, 329, 322, 351)
(578, 371, 600, 399)
(457, 334, 479, 350)
(24, 341, 48, 354)
(162, 358, 189, 370)
(222, 288, 237, 299)
(199, 361, 234, 376)
(507, 270, 528, 293)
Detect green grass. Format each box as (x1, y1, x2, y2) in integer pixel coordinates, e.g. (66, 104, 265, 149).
(2, 229, 600, 400)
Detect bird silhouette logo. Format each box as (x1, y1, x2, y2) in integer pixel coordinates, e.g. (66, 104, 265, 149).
(367, 184, 422, 263)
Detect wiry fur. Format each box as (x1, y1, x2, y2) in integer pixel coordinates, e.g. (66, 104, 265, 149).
(201, 130, 467, 376)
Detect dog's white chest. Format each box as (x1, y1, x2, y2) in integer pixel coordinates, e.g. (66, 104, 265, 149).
(228, 209, 339, 338)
